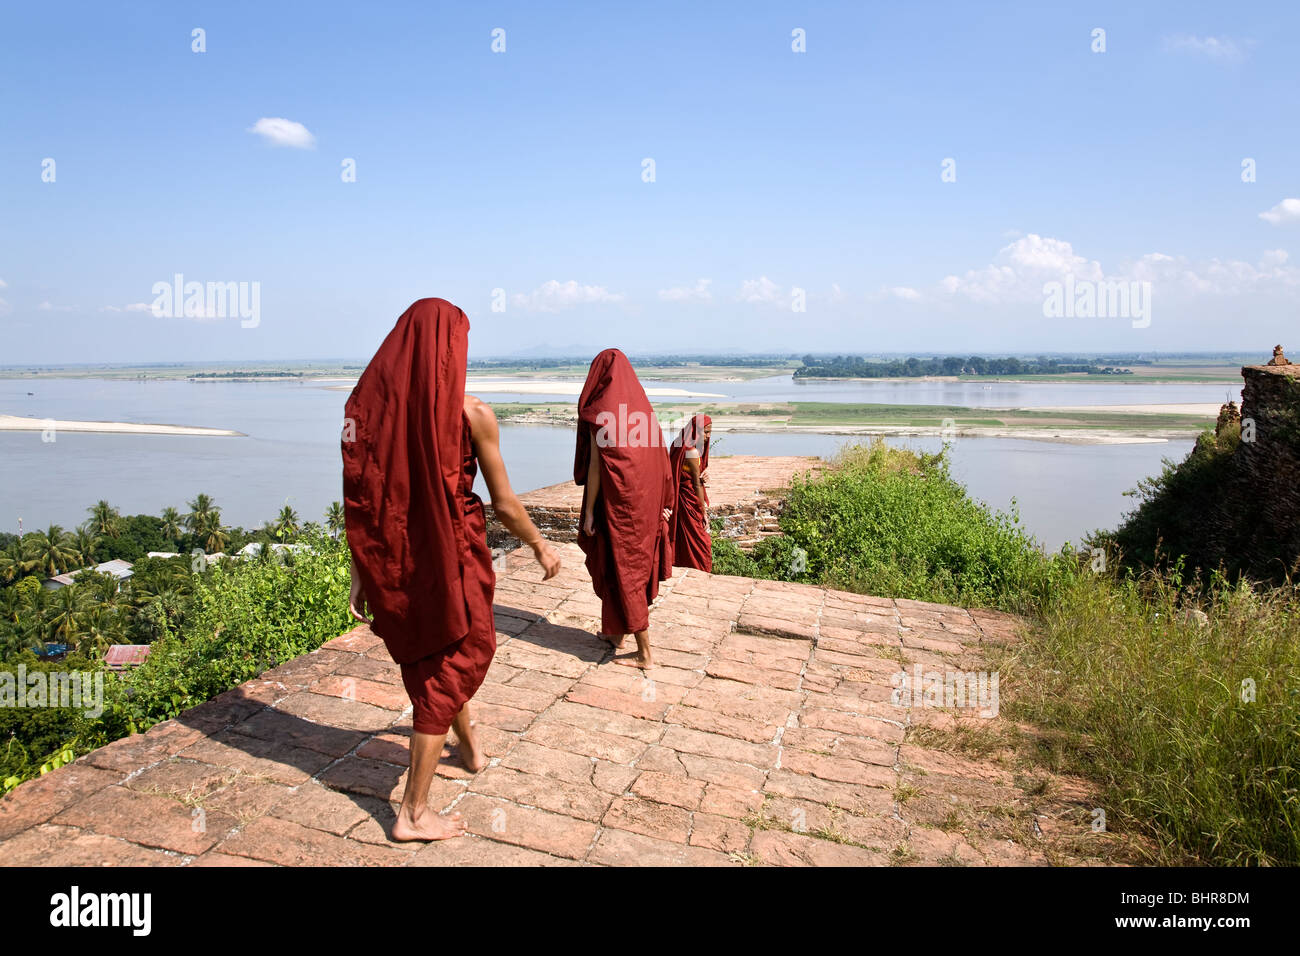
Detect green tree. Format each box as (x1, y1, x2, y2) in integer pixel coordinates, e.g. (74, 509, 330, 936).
(274, 505, 300, 541)
(26, 526, 81, 577)
(0, 539, 35, 584)
(71, 522, 102, 566)
(88, 500, 121, 538)
(159, 507, 183, 543)
(325, 501, 345, 538)
(185, 494, 216, 534)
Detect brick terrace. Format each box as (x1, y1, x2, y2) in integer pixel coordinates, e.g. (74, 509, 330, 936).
(0, 542, 1100, 867)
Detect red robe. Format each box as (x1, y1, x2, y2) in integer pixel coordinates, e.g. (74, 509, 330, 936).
(670, 414, 713, 572)
(341, 298, 496, 734)
(574, 349, 674, 636)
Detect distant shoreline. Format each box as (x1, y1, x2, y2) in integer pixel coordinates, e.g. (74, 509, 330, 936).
(0, 414, 243, 437)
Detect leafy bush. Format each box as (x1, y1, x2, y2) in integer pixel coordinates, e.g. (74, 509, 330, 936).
(3, 531, 352, 792)
(714, 440, 1060, 611)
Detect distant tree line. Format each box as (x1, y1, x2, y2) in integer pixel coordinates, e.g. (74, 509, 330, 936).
(469, 354, 796, 369)
(189, 371, 305, 378)
(794, 356, 1137, 378)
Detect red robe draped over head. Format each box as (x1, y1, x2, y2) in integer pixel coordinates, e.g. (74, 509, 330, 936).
(341, 298, 494, 669)
(669, 413, 713, 572)
(574, 348, 674, 636)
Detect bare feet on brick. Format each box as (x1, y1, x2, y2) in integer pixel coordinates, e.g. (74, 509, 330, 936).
(613, 630, 652, 669)
(451, 704, 488, 774)
(391, 807, 466, 842)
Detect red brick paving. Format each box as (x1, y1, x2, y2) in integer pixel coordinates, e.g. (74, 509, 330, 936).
(1, 539, 1097, 867)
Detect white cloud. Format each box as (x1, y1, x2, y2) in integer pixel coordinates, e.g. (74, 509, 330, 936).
(889, 286, 921, 301)
(936, 234, 1298, 305)
(247, 117, 316, 149)
(1259, 198, 1300, 225)
(102, 303, 154, 313)
(738, 276, 784, 305)
(941, 234, 1103, 303)
(37, 301, 74, 312)
(658, 279, 712, 302)
(1131, 248, 1300, 295)
(0, 278, 7, 289)
(1163, 34, 1245, 61)
(510, 280, 624, 312)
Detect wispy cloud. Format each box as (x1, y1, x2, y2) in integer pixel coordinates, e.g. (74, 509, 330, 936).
(1259, 198, 1300, 225)
(1163, 34, 1246, 61)
(247, 117, 316, 149)
(658, 279, 713, 302)
(37, 301, 74, 312)
(936, 233, 1298, 303)
(510, 280, 624, 312)
(0, 277, 8, 314)
(738, 276, 784, 305)
(101, 303, 154, 313)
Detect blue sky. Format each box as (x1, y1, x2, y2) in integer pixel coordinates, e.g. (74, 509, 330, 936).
(1, 0, 1297, 363)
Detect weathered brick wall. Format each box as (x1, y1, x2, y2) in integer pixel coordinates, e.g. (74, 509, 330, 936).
(1230, 362, 1300, 575)
(485, 455, 821, 553)
(487, 492, 792, 551)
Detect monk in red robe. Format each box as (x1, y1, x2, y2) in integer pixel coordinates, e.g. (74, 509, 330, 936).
(669, 413, 713, 571)
(575, 349, 674, 669)
(342, 298, 561, 841)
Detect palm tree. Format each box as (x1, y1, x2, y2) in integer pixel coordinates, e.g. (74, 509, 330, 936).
(199, 509, 229, 553)
(71, 522, 102, 566)
(159, 506, 183, 542)
(185, 494, 216, 534)
(89, 500, 122, 538)
(46, 585, 89, 642)
(0, 586, 21, 624)
(81, 607, 128, 657)
(0, 539, 35, 584)
(27, 525, 82, 577)
(274, 505, 300, 541)
(325, 501, 345, 538)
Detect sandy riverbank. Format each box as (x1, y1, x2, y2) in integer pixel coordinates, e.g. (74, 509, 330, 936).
(1032, 403, 1223, 416)
(492, 410, 1186, 445)
(323, 379, 727, 398)
(0, 414, 243, 437)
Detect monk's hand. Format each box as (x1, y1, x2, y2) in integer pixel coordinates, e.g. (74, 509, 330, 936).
(581, 510, 595, 536)
(662, 507, 672, 522)
(348, 571, 373, 624)
(534, 540, 561, 581)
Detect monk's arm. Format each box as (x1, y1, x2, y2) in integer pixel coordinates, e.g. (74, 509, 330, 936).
(685, 454, 705, 501)
(582, 435, 601, 534)
(348, 551, 372, 623)
(465, 397, 561, 579)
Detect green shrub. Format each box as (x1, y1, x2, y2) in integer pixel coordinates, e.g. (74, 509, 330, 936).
(715, 440, 1058, 611)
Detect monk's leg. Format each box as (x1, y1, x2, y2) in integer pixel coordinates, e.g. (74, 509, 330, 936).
(614, 628, 653, 669)
(392, 729, 466, 841)
(451, 703, 488, 774)
(598, 598, 626, 648)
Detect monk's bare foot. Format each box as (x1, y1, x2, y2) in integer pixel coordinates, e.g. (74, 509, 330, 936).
(599, 633, 626, 649)
(456, 744, 489, 774)
(391, 807, 466, 842)
(614, 651, 652, 669)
